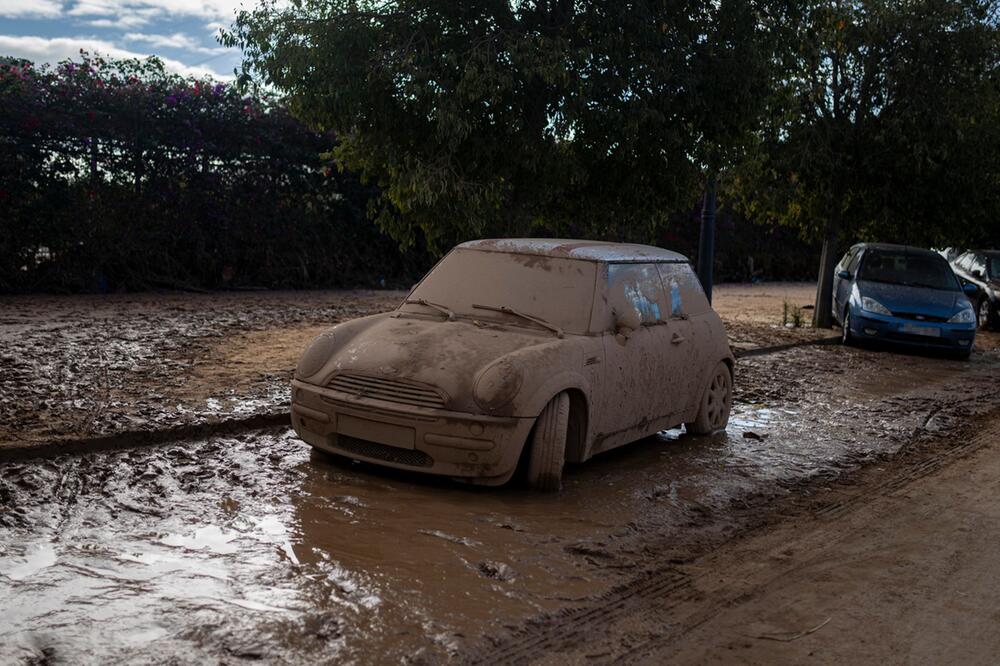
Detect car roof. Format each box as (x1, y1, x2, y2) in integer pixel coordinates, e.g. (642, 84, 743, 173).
(853, 242, 942, 257)
(457, 238, 689, 263)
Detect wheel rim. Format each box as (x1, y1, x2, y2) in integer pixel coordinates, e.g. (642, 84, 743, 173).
(979, 300, 990, 328)
(705, 368, 731, 430)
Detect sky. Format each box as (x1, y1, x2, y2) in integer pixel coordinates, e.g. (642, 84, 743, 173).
(0, 0, 245, 79)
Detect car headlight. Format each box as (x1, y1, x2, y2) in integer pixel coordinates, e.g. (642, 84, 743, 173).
(473, 358, 523, 411)
(861, 297, 892, 316)
(949, 308, 975, 324)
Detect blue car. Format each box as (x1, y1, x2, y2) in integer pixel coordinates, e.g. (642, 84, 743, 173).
(832, 243, 978, 358)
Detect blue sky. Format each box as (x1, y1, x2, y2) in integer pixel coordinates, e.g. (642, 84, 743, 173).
(0, 0, 245, 79)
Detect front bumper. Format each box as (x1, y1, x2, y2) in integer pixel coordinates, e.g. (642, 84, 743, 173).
(850, 310, 976, 351)
(290, 379, 535, 485)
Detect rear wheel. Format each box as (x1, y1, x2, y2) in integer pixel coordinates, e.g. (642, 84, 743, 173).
(686, 362, 733, 436)
(526, 392, 569, 492)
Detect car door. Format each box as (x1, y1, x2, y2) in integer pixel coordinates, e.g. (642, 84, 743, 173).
(657, 262, 713, 417)
(594, 262, 680, 450)
(833, 247, 861, 322)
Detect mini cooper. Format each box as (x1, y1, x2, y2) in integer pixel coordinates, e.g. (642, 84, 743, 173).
(291, 239, 734, 490)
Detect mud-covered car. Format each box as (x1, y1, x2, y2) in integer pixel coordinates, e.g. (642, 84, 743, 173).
(291, 239, 734, 490)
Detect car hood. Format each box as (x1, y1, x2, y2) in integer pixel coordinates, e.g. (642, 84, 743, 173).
(304, 313, 557, 411)
(858, 280, 968, 317)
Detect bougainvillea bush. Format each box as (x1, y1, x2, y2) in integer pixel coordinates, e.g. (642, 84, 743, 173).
(0, 53, 424, 293)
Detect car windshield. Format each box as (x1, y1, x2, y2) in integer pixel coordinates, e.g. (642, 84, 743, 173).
(403, 248, 597, 333)
(859, 250, 960, 291)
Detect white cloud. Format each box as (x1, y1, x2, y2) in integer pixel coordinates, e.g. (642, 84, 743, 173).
(0, 34, 231, 78)
(87, 15, 152, 28)
(66, 0, 243, 21)
(124, 31, 226, 54)
(0, 0, 63, 18)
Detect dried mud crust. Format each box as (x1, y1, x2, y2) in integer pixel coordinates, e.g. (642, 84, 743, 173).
(3, 283, 997, 452)
(0, 290, 405, 448)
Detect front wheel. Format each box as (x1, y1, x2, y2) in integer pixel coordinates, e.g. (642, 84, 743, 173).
(686, 362, 733, 436)
(842, 310, 854, 346)
(978, 297, 993, 330)
(526, 392, 569, 492)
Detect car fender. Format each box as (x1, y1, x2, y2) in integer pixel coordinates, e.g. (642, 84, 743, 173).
(295, 313, 391, 382)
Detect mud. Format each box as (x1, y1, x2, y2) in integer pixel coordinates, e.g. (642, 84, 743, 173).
(0, 290, 405, 449)
(3, 344, 999, 664)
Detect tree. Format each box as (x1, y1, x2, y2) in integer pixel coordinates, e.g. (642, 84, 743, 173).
(731, 0, 1000, 327)
(0, 54, 418, 292)
(225, 0, 779, 253)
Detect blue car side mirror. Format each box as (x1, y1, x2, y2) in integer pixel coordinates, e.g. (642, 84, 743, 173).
(837, 270, 851, 280)
(963, 282, 980, 295)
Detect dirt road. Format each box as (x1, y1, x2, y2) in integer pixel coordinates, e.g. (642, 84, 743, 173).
(484, 410, 1000, 665)
(3, 338, 999, 664)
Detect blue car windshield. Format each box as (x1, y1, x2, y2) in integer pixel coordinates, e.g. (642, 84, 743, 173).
(859, 251, 960, 291)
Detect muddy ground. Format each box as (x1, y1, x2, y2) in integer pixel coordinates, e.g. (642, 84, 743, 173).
(0, 290, 404, 450)
(7, 282, 997, 452)
(2, 327, 999, 664)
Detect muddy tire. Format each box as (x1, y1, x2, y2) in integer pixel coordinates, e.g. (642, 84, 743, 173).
(842, 310, 854, 346)
(686, 362, 733, 436)
(978, 297, 993, 330)
(526, 392, 570, 492)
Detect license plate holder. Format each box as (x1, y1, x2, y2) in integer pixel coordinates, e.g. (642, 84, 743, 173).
(901, 323, 941, 337)
(336, 414, 415, 449)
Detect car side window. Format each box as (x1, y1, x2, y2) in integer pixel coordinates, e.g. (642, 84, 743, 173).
(606, 263, 669, 326)
(658, 263, 710, 318)
(847, 249, 863, 274)
(958, 253, 973, 271)
(972, 255, 987, 276)
(836, 250, 853, 273)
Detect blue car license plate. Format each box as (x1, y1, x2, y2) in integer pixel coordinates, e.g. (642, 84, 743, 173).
(901, 323, 941, 337)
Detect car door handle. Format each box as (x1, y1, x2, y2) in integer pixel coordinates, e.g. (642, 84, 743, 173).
(671, 333, 686, 344)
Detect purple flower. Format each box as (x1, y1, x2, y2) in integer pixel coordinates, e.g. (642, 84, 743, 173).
(165, 95, 177, 106)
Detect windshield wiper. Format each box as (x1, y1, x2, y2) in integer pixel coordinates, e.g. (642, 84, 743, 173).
(402, 298, 455, 320)
(472, 304, 564, 338)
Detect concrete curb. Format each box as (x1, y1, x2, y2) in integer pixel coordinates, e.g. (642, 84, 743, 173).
(733, 335, 842, 359)
(0, 411, 291, 462)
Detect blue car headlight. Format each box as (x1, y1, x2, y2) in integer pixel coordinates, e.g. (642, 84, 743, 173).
(861, 297, 892, 316)
(948, 308, 975, 324)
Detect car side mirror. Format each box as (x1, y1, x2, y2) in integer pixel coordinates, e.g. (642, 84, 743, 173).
(963, 282, 980, 295)
(613, 308, 641, 337)
(837, 270, 851, 280)
(972, 270, 984, 279)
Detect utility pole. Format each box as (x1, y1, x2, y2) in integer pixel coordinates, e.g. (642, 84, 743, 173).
(697, 173, 717, 303)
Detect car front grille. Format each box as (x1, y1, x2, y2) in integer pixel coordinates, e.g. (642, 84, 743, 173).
(328, 373, 447, 409)
(892, 311, 949, 323)
(334, 434, 434, 467)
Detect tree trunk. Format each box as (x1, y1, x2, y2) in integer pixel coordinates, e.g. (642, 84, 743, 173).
(812, 220, 838, 328)
(697, 173, 717, 303)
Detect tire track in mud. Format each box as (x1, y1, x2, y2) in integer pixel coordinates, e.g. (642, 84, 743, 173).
(459, 409, 1000, 666)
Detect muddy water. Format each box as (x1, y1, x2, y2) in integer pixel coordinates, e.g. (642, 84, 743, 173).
(2, 346, 998, 665)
